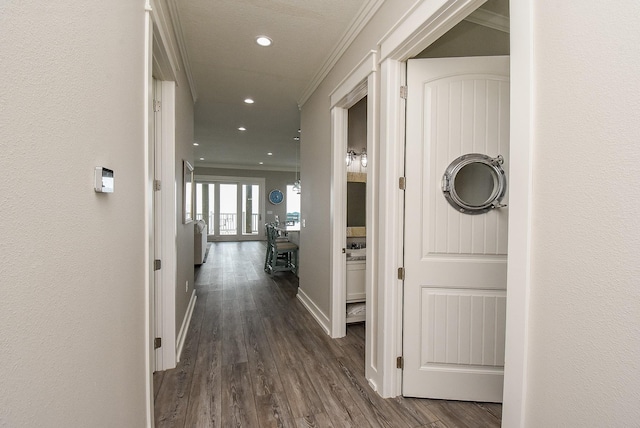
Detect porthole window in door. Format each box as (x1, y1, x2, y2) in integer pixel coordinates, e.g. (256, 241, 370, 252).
(441, 153, 507, 214)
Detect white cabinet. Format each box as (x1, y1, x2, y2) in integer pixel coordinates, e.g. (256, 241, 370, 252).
(346, 259, 366, 323)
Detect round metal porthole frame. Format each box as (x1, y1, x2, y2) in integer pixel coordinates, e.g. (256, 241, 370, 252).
(441, 153, 507, 215)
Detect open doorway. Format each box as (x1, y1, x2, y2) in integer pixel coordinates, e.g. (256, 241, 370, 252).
(329, 50, 378, 388)
(195, 176, 266, 241)
(370, 0, 511, 401)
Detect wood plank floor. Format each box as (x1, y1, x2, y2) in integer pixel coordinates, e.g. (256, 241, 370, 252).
(154, 241, 502, 428)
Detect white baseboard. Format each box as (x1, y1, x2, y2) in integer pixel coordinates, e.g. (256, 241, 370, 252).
(176, 290, 197, 362)
(297, 288, 330, 335)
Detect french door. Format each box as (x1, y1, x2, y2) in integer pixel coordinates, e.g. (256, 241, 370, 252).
(195, 177, 265, 241)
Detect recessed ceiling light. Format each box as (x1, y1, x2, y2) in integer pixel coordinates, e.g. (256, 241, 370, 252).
(267, 152, 273, 156)
(238, 127, 246, 131)
(199, 157, 204, 161)
(256, 36, 272, 47)
(294, 136, 300, 141)
(193, 142, 199, 146)
(244, 98, 254, 104)
(298, 129, 301, 133)
(259, 162, 264, 165)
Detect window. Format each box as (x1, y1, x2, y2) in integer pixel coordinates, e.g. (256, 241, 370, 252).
(286, 185, 301, 225)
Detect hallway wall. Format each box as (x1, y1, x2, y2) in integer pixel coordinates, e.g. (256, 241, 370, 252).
(524, 1, 640, 425)
(0, 1, 148, 426)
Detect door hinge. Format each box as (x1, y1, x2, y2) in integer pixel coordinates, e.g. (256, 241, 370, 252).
(154, 179, 161, 191)
(400, 86, 408, 99)
(153, 100, 161, 112)
(398, 267, 405, 280)
(397, 356, 404, 369)
(154, 259, 162, 271)
(399, 177, 406, 190)
(154, 337, 162, 349)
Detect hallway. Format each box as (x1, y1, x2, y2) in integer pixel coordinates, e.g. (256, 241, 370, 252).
(153, 241, 501, 427)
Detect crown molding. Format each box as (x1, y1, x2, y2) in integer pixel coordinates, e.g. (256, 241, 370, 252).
(150, 0, 179, 81)
(194, 162, 296, 173)
(464, 7, 510, 33)
(166, 0, 198, 103)
(298, 0, 385, 107)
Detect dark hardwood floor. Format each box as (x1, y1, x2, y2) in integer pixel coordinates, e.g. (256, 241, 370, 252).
(153, 241, 502, 427)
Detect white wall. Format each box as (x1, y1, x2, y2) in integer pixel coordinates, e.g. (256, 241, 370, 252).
(525, 1, 640, 425)
(0, 2, 147, 426)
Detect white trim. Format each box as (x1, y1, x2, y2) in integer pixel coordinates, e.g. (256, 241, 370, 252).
(150, 0, 179, 81)
(502, 0, 532, 425)
(329, 107, 348, 339)
(176, 290, 197, 362)
(296, 288, 331, 335)
(159, 80, 178, 370)
(464, 7, 510, 33)
(363, 68, 379, 388)
(378, 0, 487, 62)
(143, 3, 154, 427)
(166, 0, 198, 103)
(377, 58, 406, 398)
(195, 162, 296, 173)
(330, 51, 377, 108)
(298, 0, 384, 107)
(153, 78, 164, 371)
(195, 175, 267, 185)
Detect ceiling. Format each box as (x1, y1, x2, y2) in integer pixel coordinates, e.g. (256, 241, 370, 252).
(176, 0, 508, 171)
(177, 0, 372, 171)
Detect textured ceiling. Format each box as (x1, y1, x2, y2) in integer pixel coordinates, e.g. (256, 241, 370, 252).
(178, 0, 369, 170)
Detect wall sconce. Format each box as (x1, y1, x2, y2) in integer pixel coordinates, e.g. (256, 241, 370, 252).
(360, 148, 367, 167)
(346, 148, 368, 168)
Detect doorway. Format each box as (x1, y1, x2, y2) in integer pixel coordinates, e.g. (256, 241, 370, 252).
(329, 50, 378, 389)
(195, 176, 265, 241)
(370, 0, 514, 400)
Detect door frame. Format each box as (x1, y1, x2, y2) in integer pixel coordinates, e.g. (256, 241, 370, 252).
(154, 79, 178, 371)
(329, 50, 378, 360)
(194, 175, 266, 241)
(376, 0, 533, 426)
(144, 0, 183, 424)
(144, 3, 154, 426)
(376, 0, 489, 398)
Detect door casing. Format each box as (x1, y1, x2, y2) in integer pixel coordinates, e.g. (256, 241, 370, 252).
(375, 1, 533, 426)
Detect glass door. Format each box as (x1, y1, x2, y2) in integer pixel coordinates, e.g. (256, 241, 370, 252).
(195, 177, 265, 241)
(242, 184, 260, 235)
(219, 183, 238, 235)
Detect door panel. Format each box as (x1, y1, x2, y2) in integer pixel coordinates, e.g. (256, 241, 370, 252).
(219, 183, 238, 235)
(403, 56, 509, 402)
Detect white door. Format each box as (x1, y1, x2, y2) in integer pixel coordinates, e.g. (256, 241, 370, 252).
(403, 56, 510, 402)
(152, 78, 162, 371)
